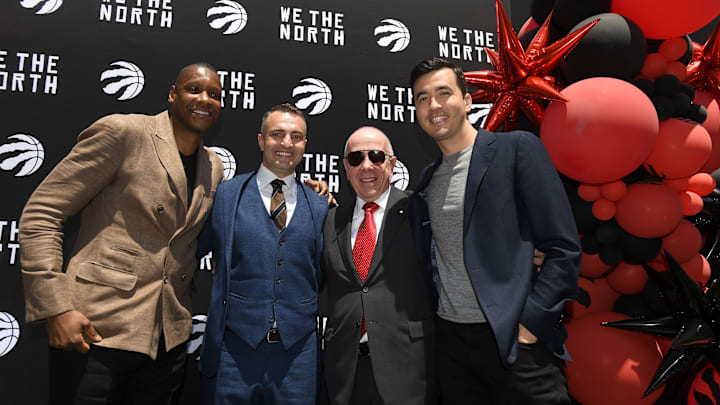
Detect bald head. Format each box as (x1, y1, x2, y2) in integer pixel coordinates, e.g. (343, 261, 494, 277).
(343, 126, 394, 157)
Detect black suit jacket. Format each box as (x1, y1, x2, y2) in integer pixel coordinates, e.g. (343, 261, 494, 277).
(320, 187, 437, 405)
(410, 129, 581, 367)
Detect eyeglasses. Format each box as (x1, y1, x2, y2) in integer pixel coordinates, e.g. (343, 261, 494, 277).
(346, 150, 392, 167)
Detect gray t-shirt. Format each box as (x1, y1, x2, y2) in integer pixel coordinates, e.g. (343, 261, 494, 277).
(427, 145, 487, 323)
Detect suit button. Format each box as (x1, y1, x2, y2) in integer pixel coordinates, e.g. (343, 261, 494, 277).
(276, 277, 281, 284)
(223, 300, 227, 306)
(279, 240, 284, 246)
(170, 241, 175, 247)
(274, 298, 280, 303)
(269, 316, 275, 323)
(354, 322, 360, 328)
(362, 287, 369, 293)
(163, 275, 169, 284)
(277, 259, 283, 265)
(368, 320, 376, 325)
(180, 274, 188, 281)
(156, 205, 165, 213)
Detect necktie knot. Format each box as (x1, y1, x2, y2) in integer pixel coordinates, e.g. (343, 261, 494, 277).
(271, 179, 285, 194)
(362, 201, 379, 215)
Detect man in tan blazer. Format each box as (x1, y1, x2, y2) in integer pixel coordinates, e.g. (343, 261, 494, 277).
(19, 63, 226, 404)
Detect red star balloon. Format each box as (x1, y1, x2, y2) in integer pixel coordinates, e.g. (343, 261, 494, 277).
(686, 21, 720, 101)
(464, 0, 598, 131)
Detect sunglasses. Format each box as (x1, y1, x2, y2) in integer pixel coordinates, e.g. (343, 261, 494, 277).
(346, 150, 392, 166)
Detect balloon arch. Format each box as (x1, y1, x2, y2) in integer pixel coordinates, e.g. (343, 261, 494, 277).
(475, 1, 720, 404)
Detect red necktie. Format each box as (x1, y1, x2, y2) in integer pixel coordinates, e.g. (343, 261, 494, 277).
(353, 202, 379, 336)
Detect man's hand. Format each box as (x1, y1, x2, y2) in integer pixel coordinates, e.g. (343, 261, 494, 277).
(518, 323, 538, 344)
(533, 248, 546, 267)
(304, 179, 338, 206)
(46, 310, 102, 353)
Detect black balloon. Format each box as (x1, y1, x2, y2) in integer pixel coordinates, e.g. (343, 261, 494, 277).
(633, 78, 655, 97)
(599, 244, 622, 265)
(595, 222, 621, 244)
(655, 74, 681, 96)
(560, 13, 647, 84)
(619, 231, 662, 264)
(652, 95, 674, 121)
(551, 0, 611, 34)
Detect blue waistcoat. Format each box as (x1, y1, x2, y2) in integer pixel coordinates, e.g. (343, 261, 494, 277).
(224, 179, 320, 350)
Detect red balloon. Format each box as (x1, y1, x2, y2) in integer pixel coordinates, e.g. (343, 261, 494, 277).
(518, 16, 539, 39)
(601, 180, 627, 201)
(687, 172, 716, 196)
(643, 118, 712, 179)
(565, 312, 665, 405)
(607, 262, 648, 295)
(578, 183, 602, 202)
(581, 253, 612, 278)
(682, 254, 711, 286)
(611, 0, 720, 39)
(680, 190, 704, 216)
(659, 37, 689, 61)
(541, 78, 659, 183)
(688, 364, 720, 405)
(640, 53, 668, 79)
(592, 199, 616, 221)
(565, 278, 620, 319)
(695, 90, 720, 173)
(662, 219, 703, 263)
(615, 183, 683, 238)
(664, 61, 688, 81)
(663, 177, 689, 192)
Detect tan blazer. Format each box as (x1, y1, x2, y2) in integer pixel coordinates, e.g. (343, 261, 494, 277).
(19, 111, 224, 359)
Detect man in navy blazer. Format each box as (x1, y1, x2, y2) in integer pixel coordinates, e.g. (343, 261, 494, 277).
(198, 104, 329, 404)
(408, 57, 581, 404)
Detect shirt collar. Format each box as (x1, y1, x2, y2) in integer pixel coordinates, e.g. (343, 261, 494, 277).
(257, 164, 296, 192)
(354, 187, 391, 215)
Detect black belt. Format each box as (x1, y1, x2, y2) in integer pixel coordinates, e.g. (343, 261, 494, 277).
(266, 328, 281, 343)
(358, 341, 370, 356)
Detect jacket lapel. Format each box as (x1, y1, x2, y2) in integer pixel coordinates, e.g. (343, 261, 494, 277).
(183, 146, 212, 231)
(463, 129, 496, 236)
(150, 112, 189, 215)
(334, 201, 358, 283)
(365, 188, 406, 283)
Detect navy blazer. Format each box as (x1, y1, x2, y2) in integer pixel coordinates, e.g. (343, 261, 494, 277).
(409, 129, 581, 367)
(197, 171, 328, 377)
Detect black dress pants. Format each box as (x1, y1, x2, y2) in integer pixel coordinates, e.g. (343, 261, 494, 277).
(436, 317, 570, 405)
(48, 337, 187, 405)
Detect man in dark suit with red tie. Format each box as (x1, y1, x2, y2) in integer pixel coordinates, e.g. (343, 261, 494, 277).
(320, 126, 437, 405)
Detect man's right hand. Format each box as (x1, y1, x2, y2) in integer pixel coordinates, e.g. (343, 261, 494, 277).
(46, 310, 102, 353)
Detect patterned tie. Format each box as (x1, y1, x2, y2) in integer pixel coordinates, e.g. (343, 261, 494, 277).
(270, 179, 287, 232)
(352, 201, 379, 336)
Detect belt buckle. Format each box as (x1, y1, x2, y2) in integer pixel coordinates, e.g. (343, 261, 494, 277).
(266, 328, 281, 344)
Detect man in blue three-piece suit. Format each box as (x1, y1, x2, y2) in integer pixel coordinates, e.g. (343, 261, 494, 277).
(198, 103, 329, 404)
(408, 57, 581, 405)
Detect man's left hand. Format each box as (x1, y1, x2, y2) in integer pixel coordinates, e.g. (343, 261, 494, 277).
(304, 179, 337, 206)
(518, 323, 538, 344)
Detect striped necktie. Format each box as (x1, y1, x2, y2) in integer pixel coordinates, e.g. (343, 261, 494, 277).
(270, 179, 287, 232)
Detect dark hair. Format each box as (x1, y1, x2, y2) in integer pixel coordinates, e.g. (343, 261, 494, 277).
(410, 57, 468, 96)
(175, 62, 218, 84)
(260, 103, 307, 134)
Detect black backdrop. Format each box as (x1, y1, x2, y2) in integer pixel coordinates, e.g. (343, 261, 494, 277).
(0, 0, 537, 403)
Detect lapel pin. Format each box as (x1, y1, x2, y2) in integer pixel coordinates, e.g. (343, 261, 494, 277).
(398, 209, 405, 215)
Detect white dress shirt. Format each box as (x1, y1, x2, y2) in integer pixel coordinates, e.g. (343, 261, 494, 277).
(256, 164, 298, 226)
